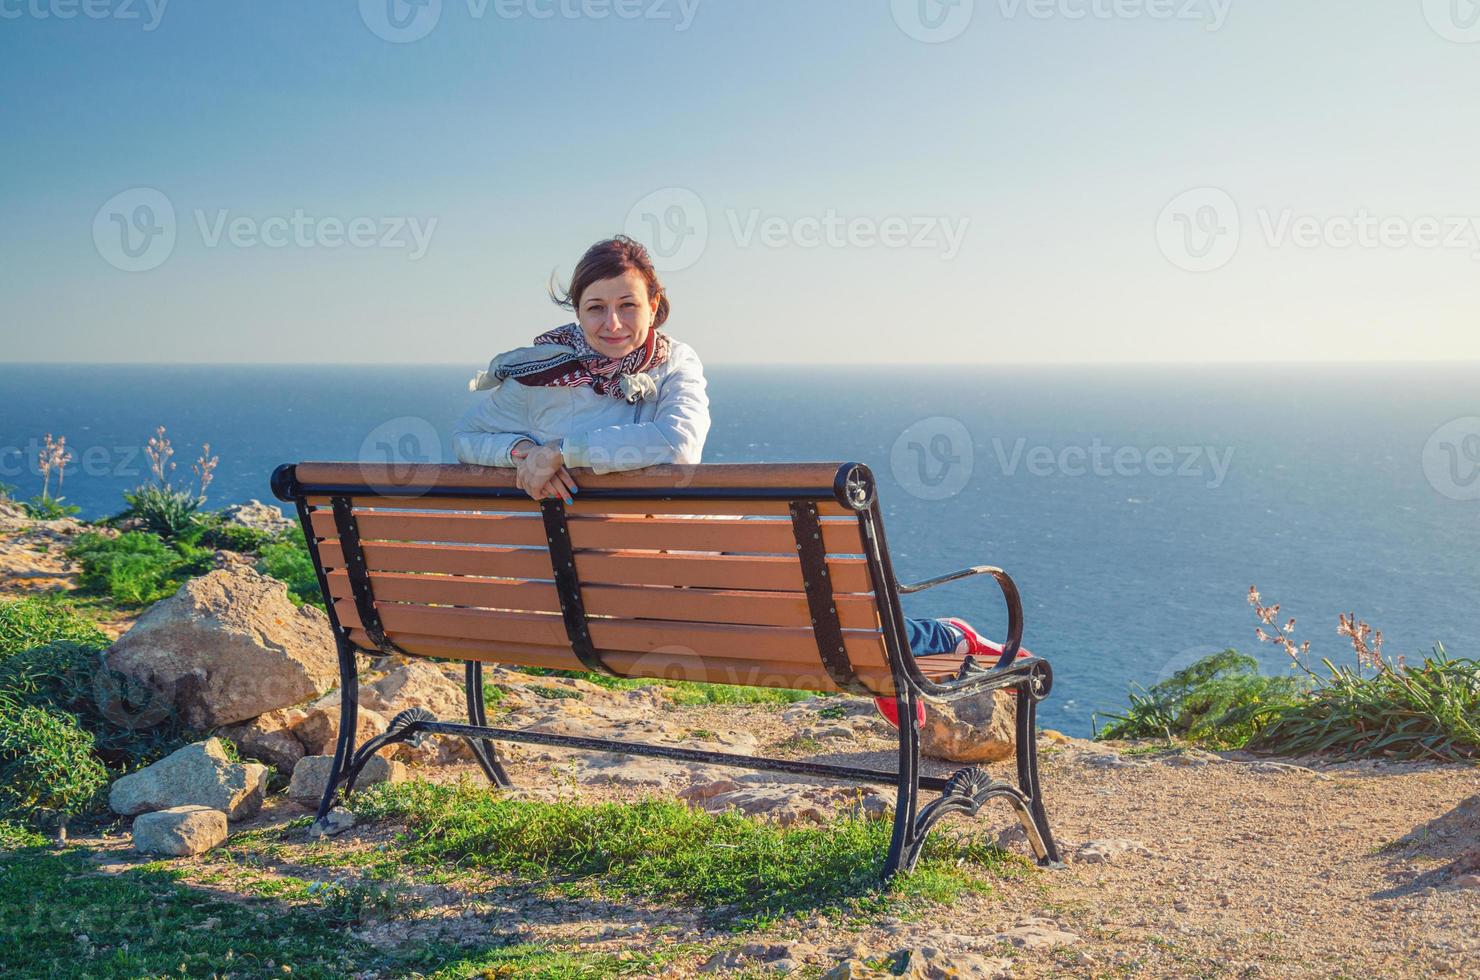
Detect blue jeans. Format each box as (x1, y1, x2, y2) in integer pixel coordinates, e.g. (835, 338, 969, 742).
(904, 617, 959, 656)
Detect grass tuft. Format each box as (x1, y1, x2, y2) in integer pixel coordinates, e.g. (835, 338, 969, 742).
(351, 779, 1021, 927)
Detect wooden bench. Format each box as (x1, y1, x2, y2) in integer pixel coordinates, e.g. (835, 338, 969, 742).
(270, 460, 1062, 878)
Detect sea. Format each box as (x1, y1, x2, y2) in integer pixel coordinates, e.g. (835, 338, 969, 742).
(2, 362, 1476, 737)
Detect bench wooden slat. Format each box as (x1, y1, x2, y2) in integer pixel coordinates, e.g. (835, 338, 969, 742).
(306, 509, 863, 554)
(345, 629, 901, 695)
(296, 460, 850, 492)
(333, 599, 889, 668)
(323, 570, 881, 630)
(305, 494, 851, 518)
(315, 541, 876, 593)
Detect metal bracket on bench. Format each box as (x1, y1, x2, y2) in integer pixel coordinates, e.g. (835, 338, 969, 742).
(790, 499, 871, 696)
(330, 496, 403, 656)
(539, 498, 620, 676)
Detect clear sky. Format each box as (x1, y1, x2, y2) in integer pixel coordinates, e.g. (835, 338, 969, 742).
(2, 0, 1478, 365)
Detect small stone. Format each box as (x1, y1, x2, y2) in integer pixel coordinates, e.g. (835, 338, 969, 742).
(131, 805, 227, 856)
(307, 806, 356, 839)
(1075, 839, 1153, 864)
(1454, 873, 1480, 889)
(287, 754, 407, 803)
(109, 738, 269, 820)
(988, 918, 1081, 949)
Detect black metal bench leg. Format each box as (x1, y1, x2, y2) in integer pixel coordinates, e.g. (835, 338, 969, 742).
(464, 661, 512, 789)
(1014, 687, 1062, 866)
(882, 688, 923, 882)
(314, 633, 361, 823)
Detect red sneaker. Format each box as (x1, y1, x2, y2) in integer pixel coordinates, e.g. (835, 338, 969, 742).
(942, 617, 1032, 662)
(874, 695, 927, 729)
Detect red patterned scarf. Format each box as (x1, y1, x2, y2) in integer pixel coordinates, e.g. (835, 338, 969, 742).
(504, 322, 671, 402)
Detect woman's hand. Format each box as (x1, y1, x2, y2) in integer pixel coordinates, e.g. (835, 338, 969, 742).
(512, 442, 578, 503)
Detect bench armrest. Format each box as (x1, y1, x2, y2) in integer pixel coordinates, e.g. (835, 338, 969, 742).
(894, 564, 1024, 672)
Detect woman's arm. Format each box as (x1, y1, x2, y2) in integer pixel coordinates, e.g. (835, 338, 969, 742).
(451, 381, 540, 467)
(559, 344, 711, 474)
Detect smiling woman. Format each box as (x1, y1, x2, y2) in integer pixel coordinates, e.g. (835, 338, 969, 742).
(452, 236, 711, 500)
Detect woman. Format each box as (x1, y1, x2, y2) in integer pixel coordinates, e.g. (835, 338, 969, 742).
(452, 235, 1017, 728)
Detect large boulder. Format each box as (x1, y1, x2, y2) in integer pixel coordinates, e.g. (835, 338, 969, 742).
(109, 738, 269, 820)
(132, 805, 228, 857)
(918, 689, 1017, 764)
(104, 565, 337, 729)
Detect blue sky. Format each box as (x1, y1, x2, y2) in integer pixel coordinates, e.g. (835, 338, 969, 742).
(2, 0, 1478, 364)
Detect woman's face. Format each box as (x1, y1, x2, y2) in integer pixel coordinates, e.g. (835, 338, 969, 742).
(577, 269, 656, 358)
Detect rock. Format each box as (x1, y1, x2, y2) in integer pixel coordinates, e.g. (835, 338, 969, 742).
(287, 754, 407, 803)
(918, 689, 1016, 764)
(1454, 873, 1480, 889)
(217, 499, 295, 535)
(307, 806, 357, 839)
(360, 662, 467, 720)
(822, 947, 1013, 979)
(217, 708, 307, 772)
(292, 693, 389, 757)
(109, 739, 269, 820)
(103, 565, 338, 729)
(1165, 748, 1225, 767)
(987, 918, 1081, 949)
(357, 662, 475, 763)
(131, 805, 228, 856)
(1075, 839, 1154, 864)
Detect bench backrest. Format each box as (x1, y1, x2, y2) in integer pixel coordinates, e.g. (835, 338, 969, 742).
(272, 461, 921, 696)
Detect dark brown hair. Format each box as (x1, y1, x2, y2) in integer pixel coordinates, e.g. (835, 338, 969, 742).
(550, 235, 670, 329)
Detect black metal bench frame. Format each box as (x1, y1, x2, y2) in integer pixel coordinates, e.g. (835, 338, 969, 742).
(271, 461, 1062, 879)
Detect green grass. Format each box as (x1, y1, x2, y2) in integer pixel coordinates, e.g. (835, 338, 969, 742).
(0, 595, 110, 659)
(350, 780, 1022, 928)
(514, 667, 825, 706)
(0, 844, 691, 978)
(255, 537, 325, 609)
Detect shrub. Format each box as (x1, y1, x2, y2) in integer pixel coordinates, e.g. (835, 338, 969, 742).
(1251, 644, 1480, 762)
(256, 538, 323, 609)
(0, 481, 15, 502)
(119, 484, 206, 540)
(117, 425, 219, 540)
(1095, 649, 1306, 747)
(0, 695, 110, 839)
(66, 530, 212, 607)
(194, 514, 281, 554)
(20, 496, 81, 520)
(0, 599, 186, 769)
